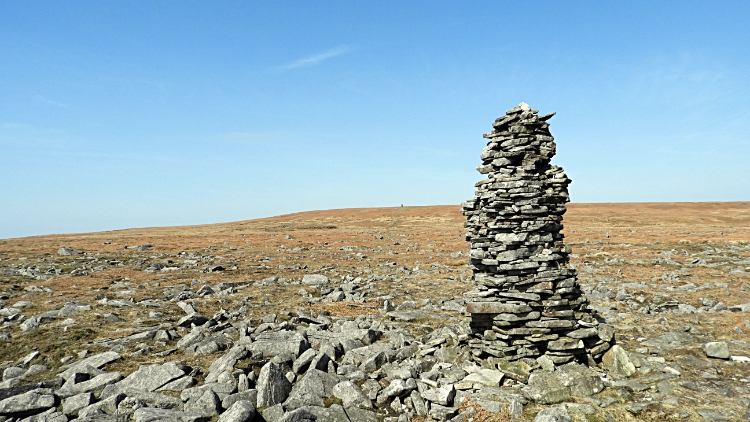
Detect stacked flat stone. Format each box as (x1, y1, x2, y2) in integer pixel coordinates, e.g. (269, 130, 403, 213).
(461, 102, 614, 367)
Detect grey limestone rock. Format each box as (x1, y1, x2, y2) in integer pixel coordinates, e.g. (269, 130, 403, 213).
(345, 406, 379, 422)
(256, 362, 292, 407)
(359, 352, 387, 373)
(461, 369, 504, 387)
(156, 375, 195, 392)
(62, 392, 94, 416)
(262, 404, 285, 422)
(206, 346, 248, 382)
(332, 381, 372, 409)
(2, 367, 24, 382)
(133, 407, 210, 422)
(76, 393, 125, 418)
(177, 328, 205, 350)
(534, 406, 573, 422)
(222, 390, 257, 410)
(601, 345, 636, 377)
(696, 409, 729, 421)
(58, 351, 121, 381)
(291, 405, 348, 422)
(115, 387, 184, 410)
(180, 383, 237, 402)
(58, 248, 83, 256)
(217, 400, 255, 422)
(429, 403, 458, 421)
(0, 389, 57, 417)
(19, 408, 69, 422)
(114, 363, 186, 393)
(277, 407, 317, 422)
(522, 364, 603, 404)
(56, 372, 123, 398)
(283, 369, 338, 410)
(704, 342, 730, 359)
(301, 275, 328, 286)
(409, 390, 428, 416)
(248, 332, 310, 359)
(183, 390, 221, 417)
(292, 349, 319, 374)
(420, 385, 455, 406)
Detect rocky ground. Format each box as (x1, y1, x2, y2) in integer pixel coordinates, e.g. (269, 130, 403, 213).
(0, 202, 749, 422)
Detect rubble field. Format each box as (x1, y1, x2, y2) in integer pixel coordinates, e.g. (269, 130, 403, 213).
(1, 201, 749, 422)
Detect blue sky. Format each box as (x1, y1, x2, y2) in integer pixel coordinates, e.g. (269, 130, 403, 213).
(1, 1, 749, 239)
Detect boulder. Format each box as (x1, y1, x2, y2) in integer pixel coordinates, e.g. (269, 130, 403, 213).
(181, 383, 237, 402)
(256, 362, 292, 407)
(56, 372, 123, 398)
(359, 352, 387, 373)
(133, 407, 210, 422)
(293, 405, 348, 422)
(283, 370, 338, 410)
(497, 361, 531, 383)
(301, 275, 328, 286)
(277, 407, 317, 422)
(222, 390, 258, 410)
(421, 385, 455, 406)
(249, 332, 310, 359)
(332, 381, 372, 409)
(704, 342, 730, 359)
(114, 363, 186, 393)
(207, 346, 248, 382)
(115, 387, 184, 409)
(0, 389, 57, 417)
(58, 351, 121, 381)
(184, 390, 221, 416)
(217, 400, 256, 422)
(62, 392, 94, 416)
(602, 345, 636, 377)
(3, 367, 25, 382)
(534, 406, 573, 422)
(462, 369, 504, 387)
(522, 364, 603, 404)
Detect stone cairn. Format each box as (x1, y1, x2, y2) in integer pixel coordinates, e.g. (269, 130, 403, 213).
(461, 102, 614, 368)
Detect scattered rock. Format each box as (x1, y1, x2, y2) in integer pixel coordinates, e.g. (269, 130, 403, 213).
(256, 362, 292, 407)
(534, 406, 573, 422)
(602, 345, 636, 377)
(704, 342, 730, 360)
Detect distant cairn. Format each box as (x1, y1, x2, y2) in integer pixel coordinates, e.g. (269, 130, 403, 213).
(461, 102, 614, 367)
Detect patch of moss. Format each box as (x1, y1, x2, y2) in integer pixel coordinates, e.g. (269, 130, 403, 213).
(324, 396, 343, 407)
